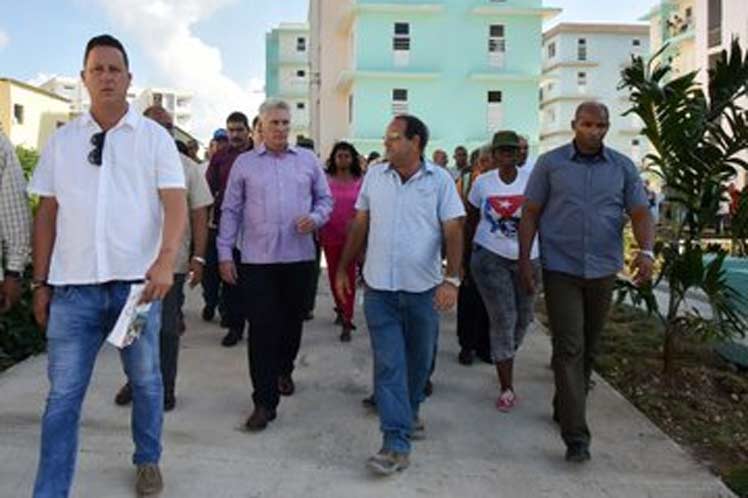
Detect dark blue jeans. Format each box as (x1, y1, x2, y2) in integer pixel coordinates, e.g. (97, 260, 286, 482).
(364, 286, 439, 454)
(33, 282, 163, 498)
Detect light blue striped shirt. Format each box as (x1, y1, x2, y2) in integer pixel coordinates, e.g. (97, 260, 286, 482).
(356, 160, 465, 292)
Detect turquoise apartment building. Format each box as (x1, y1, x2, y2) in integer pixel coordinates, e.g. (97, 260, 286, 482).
(311, 0, 560, 158)
(265, 23, 311, 142)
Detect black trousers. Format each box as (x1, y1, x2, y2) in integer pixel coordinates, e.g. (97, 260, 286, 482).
(456, 268, 491, 357)
(223, 248, 246, 331)
(202, 229, 222, 312)
(160, 273, 186, 393)
(202, 230, 245, 330)
(240, 261, 316, 409)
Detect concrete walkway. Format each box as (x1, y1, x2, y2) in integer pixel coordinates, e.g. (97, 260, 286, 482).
(0, 281, 735, 497)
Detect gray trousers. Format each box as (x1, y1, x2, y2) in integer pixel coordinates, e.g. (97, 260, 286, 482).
(160, 273, 187, 393)
(471, 245, 539, 362)
(543, 270, 615, 447)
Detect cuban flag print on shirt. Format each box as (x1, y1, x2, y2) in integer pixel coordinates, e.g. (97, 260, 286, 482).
(468, 170, 539, 260)
(484, 195, 525, 239)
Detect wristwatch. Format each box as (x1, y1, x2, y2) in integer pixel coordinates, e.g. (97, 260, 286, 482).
(443, 276, 461, 288)
(30, 279, 50, 292)
(192, 256, 206, 265)
(639, 250, 655, 260)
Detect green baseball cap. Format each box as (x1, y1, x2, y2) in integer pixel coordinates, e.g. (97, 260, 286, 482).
(491, 130, 520, 149)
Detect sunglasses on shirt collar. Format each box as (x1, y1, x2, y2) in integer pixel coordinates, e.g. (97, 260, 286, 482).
(88, 131, 106, 166)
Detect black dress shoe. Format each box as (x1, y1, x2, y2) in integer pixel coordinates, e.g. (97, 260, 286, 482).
(114, 383, 132, 406)
(565, 443, 591, 463)
(278, 375, 295, 396)
(201, 306, 215, 322)
(362, 394, 377, 410)
(244, 406, 276, 432)
(221, 328, 242, 347)
(164, 391, 176, 412)
(458, 349, 474, 365)
(424, 380, 433, 397)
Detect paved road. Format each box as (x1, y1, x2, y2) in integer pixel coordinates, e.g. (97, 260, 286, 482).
(0, 281, 735, 497)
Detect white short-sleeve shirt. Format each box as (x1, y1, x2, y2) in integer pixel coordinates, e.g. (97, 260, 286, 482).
(28, 107, 185, 285)
(468, 169, 539, 260)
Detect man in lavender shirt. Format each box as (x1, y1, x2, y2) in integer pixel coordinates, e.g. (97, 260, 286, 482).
(218, 98, 333, 431)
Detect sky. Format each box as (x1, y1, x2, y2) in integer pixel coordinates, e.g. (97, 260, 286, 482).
(0, 0, 657, 141)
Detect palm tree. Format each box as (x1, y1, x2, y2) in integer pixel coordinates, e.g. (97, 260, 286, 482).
(618, 38, 748, 377)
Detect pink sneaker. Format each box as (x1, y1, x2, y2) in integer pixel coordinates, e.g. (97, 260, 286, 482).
(495, 390, 518, 412)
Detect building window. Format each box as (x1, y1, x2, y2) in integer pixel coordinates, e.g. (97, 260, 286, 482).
(631, 138, 641, 162)
(577, 38, 587, 61)
(577, 72, 587, 93)
(545, 108, 556, 125)
(488, 24, 506, 68)
(708, 0, 722, 48)
(348, 94, 354, 124)
(632, 39, 641, 47)
(392, 88, 408, 115)
(296, 69, 306, 79)
(393, 22, 410, 67)
(297, 37, 307, 52)
(296, 102, 306, 110)
(13, 104, 24, 125)
(547, 41, 556, 59)
(487, 91, 503, 132)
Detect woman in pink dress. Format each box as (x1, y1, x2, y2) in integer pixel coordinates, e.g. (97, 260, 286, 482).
(320, 141, 364, 342)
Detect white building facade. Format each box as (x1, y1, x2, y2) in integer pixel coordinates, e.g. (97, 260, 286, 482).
(540, 23, 650, 164)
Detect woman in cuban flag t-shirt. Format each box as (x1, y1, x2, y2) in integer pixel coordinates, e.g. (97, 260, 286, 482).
(467, 130, 540, 413)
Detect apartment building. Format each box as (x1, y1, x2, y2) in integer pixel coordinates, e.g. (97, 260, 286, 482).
(266, 22, 311, 143)
(0, 78, 71, 150)
(310, 0, 560, 160)
(540, 23, 650, 161)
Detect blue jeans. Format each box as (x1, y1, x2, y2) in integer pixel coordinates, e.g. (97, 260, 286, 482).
(33, 282, 163, 498)
(364, 287, 439, 455)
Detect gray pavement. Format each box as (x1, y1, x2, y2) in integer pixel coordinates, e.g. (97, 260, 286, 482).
(0, 281, 735, 497)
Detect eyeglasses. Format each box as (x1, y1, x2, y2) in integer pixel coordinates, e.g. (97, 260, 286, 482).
(88, 131, 106, 166)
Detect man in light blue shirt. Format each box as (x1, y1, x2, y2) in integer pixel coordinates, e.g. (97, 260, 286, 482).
(335, 115, 465, 475)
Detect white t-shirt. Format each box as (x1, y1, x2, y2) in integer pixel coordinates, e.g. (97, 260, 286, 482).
(468, 168, 539, 260)
(28, 107, 186, 285)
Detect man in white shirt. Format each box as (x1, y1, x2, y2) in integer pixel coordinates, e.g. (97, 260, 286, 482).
(28, 35, 187, 498)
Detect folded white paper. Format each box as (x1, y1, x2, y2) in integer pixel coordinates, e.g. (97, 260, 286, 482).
(107, 284, 152, 349)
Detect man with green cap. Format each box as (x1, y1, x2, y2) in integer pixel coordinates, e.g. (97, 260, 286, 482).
(467, 130, 541, 413)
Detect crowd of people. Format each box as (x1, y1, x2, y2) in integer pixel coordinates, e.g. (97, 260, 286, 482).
(0, 34, 658, 497)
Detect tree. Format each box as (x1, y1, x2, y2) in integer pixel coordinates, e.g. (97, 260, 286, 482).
(618, 39, 748, 377)
(14, 145, 39, 181)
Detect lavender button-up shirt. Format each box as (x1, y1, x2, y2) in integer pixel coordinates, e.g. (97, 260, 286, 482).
(217, 144, 333, 264)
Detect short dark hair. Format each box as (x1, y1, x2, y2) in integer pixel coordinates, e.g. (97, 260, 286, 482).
(252, 115, 261, 129)
(326, 141, 363, 178)
(394, 114, 429, 153)
(574, 101, 610, 121)
(454, 145, 467, 153)
(297, 136, 315, 151)
(226, 111, 249, 129)
(84, 34, 129, 69)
